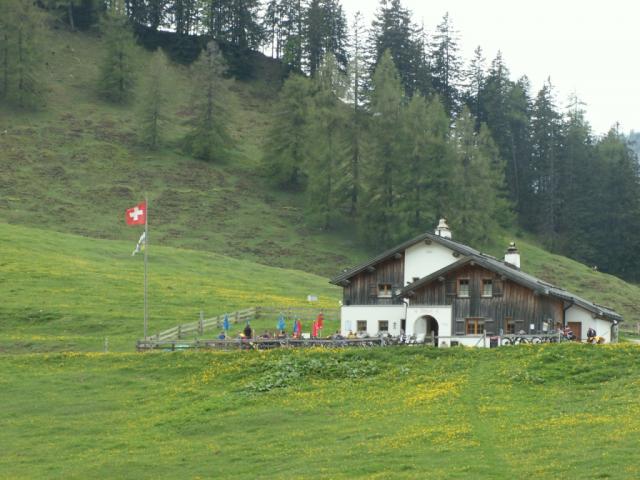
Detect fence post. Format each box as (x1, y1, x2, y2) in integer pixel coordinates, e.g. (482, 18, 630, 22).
(255, 306, 261, 319)
(178, 325, 182, 340)
(199, 311, 204, 336)
(235, 311, 239, 324)
(483, 332, 487, 348)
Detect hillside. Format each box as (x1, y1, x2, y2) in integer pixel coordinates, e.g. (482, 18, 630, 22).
(0, 222, 340, 353)
(0, 25, 367, 277)
(1, 20, 640, 347)
(2, 345, 640, 478)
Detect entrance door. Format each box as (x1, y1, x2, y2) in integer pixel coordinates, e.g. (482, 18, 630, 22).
(568, 322, 582, 341)
(414, 316, 439, 345)
(426, 316, 439, 346)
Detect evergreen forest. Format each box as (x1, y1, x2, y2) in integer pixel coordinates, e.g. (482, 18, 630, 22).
(2, 0, 640, 282)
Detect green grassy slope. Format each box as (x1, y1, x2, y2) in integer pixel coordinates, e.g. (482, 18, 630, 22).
(2, 345, 640, 479)
(0, 222, 340, 352)
(1, 18, 639, 353)
(0, 26, 367, 277)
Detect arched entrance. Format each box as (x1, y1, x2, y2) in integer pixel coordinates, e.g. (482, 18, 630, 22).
(414, 315, 439, 346)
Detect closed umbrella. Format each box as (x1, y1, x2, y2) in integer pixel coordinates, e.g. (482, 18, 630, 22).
(277, 314, 286, 332)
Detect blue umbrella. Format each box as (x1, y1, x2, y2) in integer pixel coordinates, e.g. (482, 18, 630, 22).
(223, 314, 230, 332)
(277, 314, 286, 332)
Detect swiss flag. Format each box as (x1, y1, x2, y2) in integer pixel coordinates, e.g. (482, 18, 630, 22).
(126, 202, 147, 226)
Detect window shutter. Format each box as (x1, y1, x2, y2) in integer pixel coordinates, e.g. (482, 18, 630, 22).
(446, 280, 456, 296)
(454, 319, 465, 335)
(515, 319, 525, 333)
(494, 279, 503, 296)
(368, 284, 377, 297)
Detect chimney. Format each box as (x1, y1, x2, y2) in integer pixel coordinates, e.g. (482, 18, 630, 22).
(435, 218, 452, 239)
(504, 242, 521, 269)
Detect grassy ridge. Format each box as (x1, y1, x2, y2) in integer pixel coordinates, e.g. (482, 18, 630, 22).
(0, 222, 340, 352)
(2, 344, 640, 478)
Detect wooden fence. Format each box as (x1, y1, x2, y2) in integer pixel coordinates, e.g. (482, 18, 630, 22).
(144, 306, 340, 342)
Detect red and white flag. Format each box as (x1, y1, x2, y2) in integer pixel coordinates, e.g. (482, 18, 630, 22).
(126, 202, 147, 226)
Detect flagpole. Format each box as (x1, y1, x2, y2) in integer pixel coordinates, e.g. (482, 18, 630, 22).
(144, 195, 149, 339)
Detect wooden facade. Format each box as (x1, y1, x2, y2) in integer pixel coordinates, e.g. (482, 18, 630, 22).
(406, 264, 564, 335)
(341, 254, 404, 306)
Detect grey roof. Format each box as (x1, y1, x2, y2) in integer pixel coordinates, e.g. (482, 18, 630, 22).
(330, 232, 623, 323)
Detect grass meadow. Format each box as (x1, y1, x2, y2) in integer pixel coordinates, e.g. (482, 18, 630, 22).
(2, 344, 640, 479)
(0, 222, 340, 353)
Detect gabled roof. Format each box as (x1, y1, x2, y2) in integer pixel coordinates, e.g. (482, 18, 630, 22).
(330, 232, 623, 323)
(329, 231, 479, 285)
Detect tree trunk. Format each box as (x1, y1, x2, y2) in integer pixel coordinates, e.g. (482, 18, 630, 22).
(68, 2, 75, 31)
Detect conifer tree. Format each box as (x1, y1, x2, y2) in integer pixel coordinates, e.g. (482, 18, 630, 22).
(369, 0, 421, 96)
(344, 10, 367, 217)
(591, 129, 640, 280)
(98, 10, 137, 103)
(449, 109, 506, 245)
(0, 0, 44, 109)
(183, 41, 233, 162)
(138, 49, 168, 149)
(430, 12, 462, 117)
(262, 73, 313, 189)
(396, 94, 434, 238)
(463, 45, 486, 125)
(360, 50, 404, 247)
(529, 79, 561, 238)
(305, 54, 349, 229)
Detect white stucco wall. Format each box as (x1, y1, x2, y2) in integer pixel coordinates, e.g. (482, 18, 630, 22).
(403, 241, 458, 286)
(565, 305, 614, 343)
(406, 306, 452, 338)
(340, 305, 405, 336)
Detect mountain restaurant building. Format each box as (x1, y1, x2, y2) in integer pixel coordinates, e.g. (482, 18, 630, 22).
(330, 220, 622, 346)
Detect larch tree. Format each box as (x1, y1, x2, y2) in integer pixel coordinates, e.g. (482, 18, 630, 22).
(448, 109, 505, 245)
(138, 49, 169, 149)
(98, 9, 137, 103)
(0, 0, 45, 109)
(183, 40, 233, 162)
(262, 73, 313, 190)
(344, 10, 367, 218)
(304, 54, 349, 230)
(360, 50, 404, 247)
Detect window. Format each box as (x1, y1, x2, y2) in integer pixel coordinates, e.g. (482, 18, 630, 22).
(356, 320, 367, 332)
(504, 317, 515, 334)
(482, 279, 493, 297)
(458, 279, 470, 297)
(378, 320, 389, 332)
(466, 318, 485, 335)
(378, 283, 392, 298)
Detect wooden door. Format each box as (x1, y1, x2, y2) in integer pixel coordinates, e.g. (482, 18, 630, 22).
(568, 322, 582, 341)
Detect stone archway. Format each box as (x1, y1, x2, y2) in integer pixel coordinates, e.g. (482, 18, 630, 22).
(414, 315, 439, 345)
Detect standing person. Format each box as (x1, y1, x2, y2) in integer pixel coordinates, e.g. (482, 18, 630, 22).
(243, 322, 253, 339)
